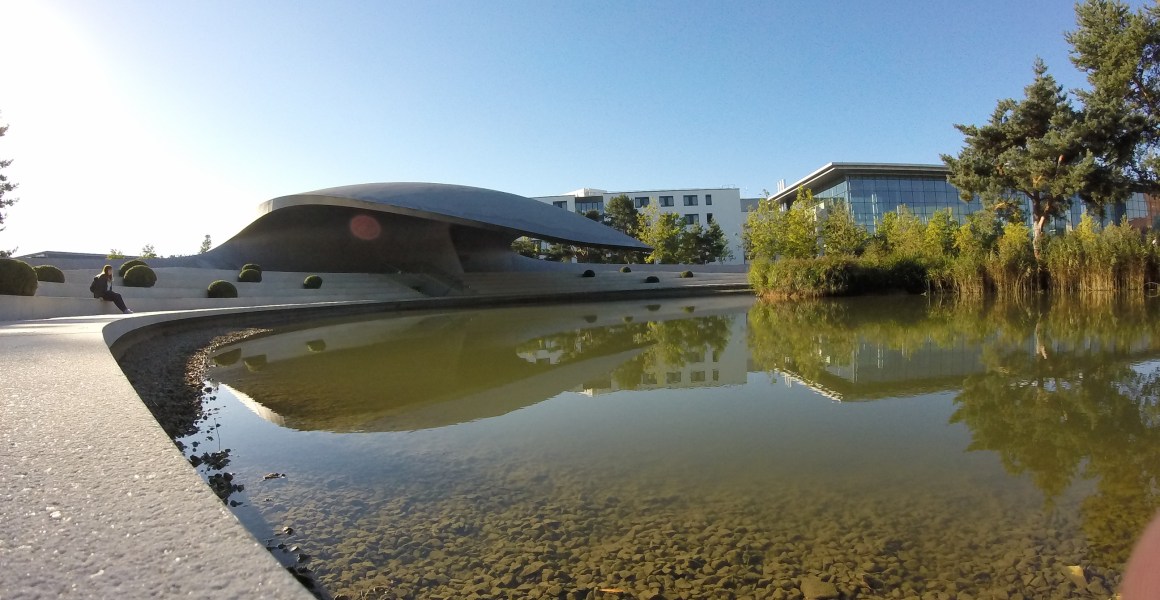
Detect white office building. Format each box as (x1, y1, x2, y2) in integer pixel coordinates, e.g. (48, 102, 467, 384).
(533, 187, 745, 264)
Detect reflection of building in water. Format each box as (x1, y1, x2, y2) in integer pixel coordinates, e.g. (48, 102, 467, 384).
(772, 333, 1160, 402)
(578, 317, 749, 395)
(772, 338, 987, 402)
(516, 338, 569, 366)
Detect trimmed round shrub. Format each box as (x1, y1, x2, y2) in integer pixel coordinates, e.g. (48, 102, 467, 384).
(237, 268, 262, 283)
(619, 266, 632, 273)
(122, 265, 157, 288)
(679, 270, 694, 278)
(241, 263, 263, 272)
(118, 259, 149, 277)
(207, 280, 238, 298)
(644, 275, 660, 283)
(33, 265, 65, 283)
(303, 275, 323, 289)
(0, 258, 38, 296)
(581, 269, 596, 278)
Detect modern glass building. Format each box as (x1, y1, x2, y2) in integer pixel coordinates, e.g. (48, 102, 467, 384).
(767, 162, 1160, 234)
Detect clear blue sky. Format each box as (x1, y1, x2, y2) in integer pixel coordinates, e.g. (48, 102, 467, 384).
(0, 0, 1122, 256)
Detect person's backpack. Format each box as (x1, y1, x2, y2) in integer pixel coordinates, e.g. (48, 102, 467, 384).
(89, 276, 102, 298)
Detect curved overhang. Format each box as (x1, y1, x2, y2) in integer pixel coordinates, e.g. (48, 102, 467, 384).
(264, 182, 651, 251)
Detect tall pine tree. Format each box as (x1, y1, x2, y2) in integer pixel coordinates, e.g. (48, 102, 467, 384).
(942, 59, 1097, 261)
(1067, 0, 1160, 192)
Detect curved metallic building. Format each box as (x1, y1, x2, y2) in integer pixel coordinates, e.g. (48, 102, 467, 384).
(203, 182, 650, 274)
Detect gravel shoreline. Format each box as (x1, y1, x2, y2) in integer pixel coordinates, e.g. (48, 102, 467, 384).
(119, 325, 269, 440)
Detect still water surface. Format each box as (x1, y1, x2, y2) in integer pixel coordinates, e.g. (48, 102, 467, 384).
(185, 296, 1160, 600)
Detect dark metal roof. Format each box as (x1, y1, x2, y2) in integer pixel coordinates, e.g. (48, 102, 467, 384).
(268, 182, 650, 250)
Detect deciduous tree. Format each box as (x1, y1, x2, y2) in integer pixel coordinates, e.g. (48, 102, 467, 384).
(696, 221, 733, 264)
(604, 194, 640, 236)
(819, 200, 867, 257)
(637, 204, 684, 264)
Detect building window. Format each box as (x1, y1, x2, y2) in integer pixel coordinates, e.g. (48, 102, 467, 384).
(690, 371, 706, 383)
(641, 373, 657, 385)
(553, 201, 568, 209)
(666, 372, 682, 384)
(706, 213, 714, 223)
(706, 194, 713, 206)
(576, 200, 603, 214)
(634, 196, 650, 208)
(660, 196, 674, 207)
(683, 194, 698, 206)
(683, 214, 700, 225)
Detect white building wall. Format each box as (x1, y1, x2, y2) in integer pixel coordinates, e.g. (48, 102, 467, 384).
(533, 187, 744, 265)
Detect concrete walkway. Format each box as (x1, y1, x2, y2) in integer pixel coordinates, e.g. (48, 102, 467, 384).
(0, 309, 319, 599)
(0, 278, 751, 599)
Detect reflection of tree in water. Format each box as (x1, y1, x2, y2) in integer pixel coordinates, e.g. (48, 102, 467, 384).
(514, 314, 735, 392)
(950, 298, 1160, 566)
(748, 295, 1160, 567)
(611, 315, 734, 390)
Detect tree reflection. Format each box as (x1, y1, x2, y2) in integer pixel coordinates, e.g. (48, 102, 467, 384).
(748, 295, 1160, 565)
(950, 298, 1160, 565)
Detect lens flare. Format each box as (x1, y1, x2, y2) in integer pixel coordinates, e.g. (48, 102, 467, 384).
(349, 215, 382, 241)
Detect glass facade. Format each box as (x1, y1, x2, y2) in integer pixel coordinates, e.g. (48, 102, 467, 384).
(813, 176, 978, 233)
(808, 173, 1159, 234)
(1050, 192, 1158, 233)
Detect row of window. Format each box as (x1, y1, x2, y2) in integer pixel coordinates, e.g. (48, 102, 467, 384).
(636, 194, 713, 208)
(552, 198, 714, 226)
(640, 369, 721, 385)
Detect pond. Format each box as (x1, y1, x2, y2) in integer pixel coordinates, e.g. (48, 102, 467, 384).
(182, 295, 1160, 600)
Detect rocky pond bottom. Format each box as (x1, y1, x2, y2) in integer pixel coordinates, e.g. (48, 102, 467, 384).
(166, 297, 1160, 600)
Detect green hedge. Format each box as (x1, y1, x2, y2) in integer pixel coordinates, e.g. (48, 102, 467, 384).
(0, 258, 37, 296)
(122, 265, 157, 288)
(581, 269, 596, 278)
(33, 265, 65, 283)
(118, 259, 149, 277)
(749, 256, 931, 298)
(303, 275, 323, 289)
(208, 280, 238, 298)
(237, 268, 262, 283)
(679, 270, 694, 278)
(241, 263, 262, 272)
(619, 266, 632, 273)
(644, 275, 660, 283)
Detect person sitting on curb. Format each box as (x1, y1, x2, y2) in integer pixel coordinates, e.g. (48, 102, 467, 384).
(90, 264, 133, 314)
